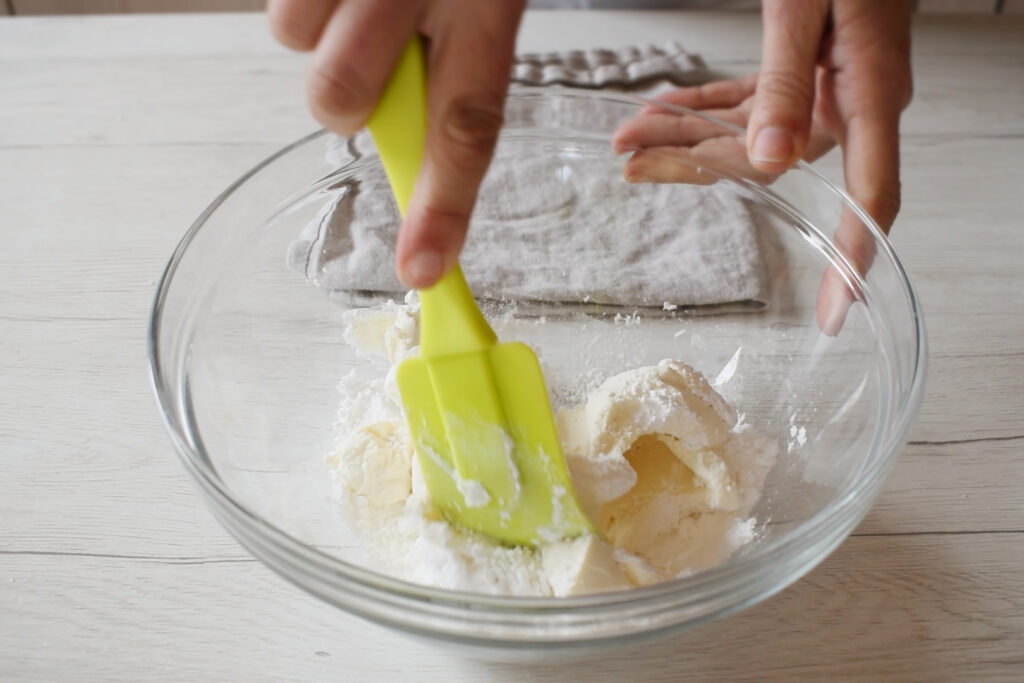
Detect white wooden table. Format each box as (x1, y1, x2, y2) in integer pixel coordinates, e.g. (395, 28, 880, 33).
(2, 11, 1023, 682)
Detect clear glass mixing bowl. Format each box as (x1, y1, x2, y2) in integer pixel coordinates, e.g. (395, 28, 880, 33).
(148, 88, 926, 657)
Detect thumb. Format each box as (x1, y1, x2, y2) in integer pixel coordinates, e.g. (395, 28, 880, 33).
(747, 0, 830, 173)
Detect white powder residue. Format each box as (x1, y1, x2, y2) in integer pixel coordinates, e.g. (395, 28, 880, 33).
(726, 517, 758, 548)
(788, 424, 808, 452)
(414, 440, 489, 508)
(613, 310, 642, 326)
(456, 477, 490, 508)
(500, 431, 523, 505)
(328, 302, 779, 596)
(336, 441, 551, 596)
(536, 483, 568, 544)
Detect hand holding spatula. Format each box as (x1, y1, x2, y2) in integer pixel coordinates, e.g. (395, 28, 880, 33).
(367, 39, 593, 546)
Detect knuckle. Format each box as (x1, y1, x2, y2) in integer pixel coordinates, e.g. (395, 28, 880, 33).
(866, 182, 902, 228)
(267, 3, 317, 51)
(306, 62, 372, 130)
(857, 48, 912, 111)
(880, 183, 902, 221)
(418, 204, 473, 241)
(758, 70, 816, 109)
(440, 92, 505, 157)
(695, 81, 722, 106)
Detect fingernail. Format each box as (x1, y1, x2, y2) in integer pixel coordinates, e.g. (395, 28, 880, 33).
(624, 169, 650, 183)
(401, 251, 443, 289)
(820, 281, 854, 337)
(751, 126, 795, 164)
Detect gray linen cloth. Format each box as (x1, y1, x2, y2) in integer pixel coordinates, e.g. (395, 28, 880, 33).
(288, 42, 768, 310)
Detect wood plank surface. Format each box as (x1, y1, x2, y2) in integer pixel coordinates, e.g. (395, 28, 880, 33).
(1, 11, 1022, 682)
(3, 534, 1022, 682)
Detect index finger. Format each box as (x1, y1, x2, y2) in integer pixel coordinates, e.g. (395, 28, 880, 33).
(396, 1, 525, 289)
(818, 104, 902, 336)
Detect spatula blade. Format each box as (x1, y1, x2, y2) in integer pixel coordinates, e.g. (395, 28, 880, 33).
(397, 342, 593, 546)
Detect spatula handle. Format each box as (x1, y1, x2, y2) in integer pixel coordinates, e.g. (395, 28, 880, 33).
(367, 39, 427, 217)
(418, 265, 497, 358)
(368, 38, 497, 360)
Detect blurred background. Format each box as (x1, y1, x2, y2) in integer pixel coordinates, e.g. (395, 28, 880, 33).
(1, 0, 1021, 16)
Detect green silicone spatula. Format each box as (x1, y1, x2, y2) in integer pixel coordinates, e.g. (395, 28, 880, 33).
(367, 39, 593, 546)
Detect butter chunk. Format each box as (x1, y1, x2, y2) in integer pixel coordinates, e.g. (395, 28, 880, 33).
(340, 301, 420, 364)
(541, 535, 634, 597)
(586, 359, 737, 465)
(332, 421, 413, 508)
(558, 406, 636, 512)
(658, 436, 740, 511)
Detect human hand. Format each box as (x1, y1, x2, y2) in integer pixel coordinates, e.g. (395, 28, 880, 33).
(613, 0, 913, 335)
(268, 0, 526, 289)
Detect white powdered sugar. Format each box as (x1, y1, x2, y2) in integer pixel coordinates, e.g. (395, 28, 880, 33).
(327, 301, 779, 596)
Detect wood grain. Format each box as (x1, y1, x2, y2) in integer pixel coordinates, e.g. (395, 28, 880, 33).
(2, 534, 1022, 681)
(1, 11, 1023, 682)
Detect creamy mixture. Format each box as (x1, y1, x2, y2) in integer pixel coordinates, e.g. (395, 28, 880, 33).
(328, 298, 777, 596)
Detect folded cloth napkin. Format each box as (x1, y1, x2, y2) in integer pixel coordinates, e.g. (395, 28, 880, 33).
(288, 43, 769, 310)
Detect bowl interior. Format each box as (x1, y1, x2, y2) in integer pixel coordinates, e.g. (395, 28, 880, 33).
(153, 90, 921, 599)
